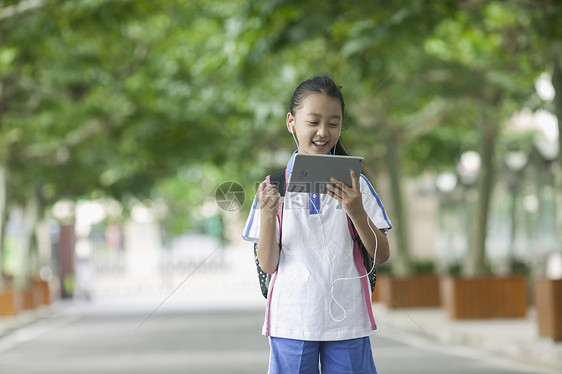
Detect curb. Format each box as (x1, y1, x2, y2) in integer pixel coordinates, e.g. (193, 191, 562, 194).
(373, 304, 562, 372)
(0, 306, 56, 340)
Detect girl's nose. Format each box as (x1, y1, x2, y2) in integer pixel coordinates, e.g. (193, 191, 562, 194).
(317, 124, 329, 137)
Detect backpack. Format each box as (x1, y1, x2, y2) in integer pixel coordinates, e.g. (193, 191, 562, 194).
(253, 170, 376, 299)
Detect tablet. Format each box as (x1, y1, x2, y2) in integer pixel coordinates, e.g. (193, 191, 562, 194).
(287, 153, 364, 194)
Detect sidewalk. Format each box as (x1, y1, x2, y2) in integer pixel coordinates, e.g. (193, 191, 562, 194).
(0, 306, 54, 340)
(373, 303, 562, 372)
(1, 301, 561, 372)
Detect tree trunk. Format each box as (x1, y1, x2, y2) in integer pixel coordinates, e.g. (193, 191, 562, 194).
(385, 128, 413, 276)
(0, 76, 6, 290)
(551, 41, 562, 257)
(21, 191, 41, 288)
(0, 164, 7, 290)
(464, 118, 498, 276)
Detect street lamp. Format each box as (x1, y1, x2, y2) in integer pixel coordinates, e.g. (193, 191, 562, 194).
(533, 109, 559, 277)
(451, 151, 482, 275)
(435, 172, 460, 273)
(505, 151, 528, 173)
(533, 109, 559, 162)
(535, 72, 555, 102)
(457, 151, 481, 186)
(504, 150, 529, 275)
(435, 172, 458, 194)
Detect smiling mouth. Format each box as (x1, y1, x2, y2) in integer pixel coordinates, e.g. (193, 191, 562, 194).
(313, 140, 329, 147)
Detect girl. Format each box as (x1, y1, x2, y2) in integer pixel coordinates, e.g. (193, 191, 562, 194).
(242, 75, 392, 374)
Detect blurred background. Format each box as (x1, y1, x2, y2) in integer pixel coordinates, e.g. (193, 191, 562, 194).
(0, 0, 561, 332)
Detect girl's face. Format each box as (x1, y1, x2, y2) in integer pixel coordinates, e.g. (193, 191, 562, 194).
(287, 93, 343, 155)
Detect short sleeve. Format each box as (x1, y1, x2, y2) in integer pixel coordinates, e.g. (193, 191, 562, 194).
(242, 194, 261, 243)
(360, 174, 392, 231)
(241, 185, 281, 244)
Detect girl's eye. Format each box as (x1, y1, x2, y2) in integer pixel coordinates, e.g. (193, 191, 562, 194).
(306, 121, 340, 127)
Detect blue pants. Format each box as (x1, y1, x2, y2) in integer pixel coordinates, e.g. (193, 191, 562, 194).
(268, 336, 377, 374)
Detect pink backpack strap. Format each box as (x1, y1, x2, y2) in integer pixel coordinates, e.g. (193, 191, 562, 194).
(265, 174, 284, 245)
(347, 215, 377, 330)
(263, 171, 286, 336)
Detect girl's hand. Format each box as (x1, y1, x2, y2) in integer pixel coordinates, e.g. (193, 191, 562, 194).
(257, 182, 280, 216)
(326, 170, 365, 219)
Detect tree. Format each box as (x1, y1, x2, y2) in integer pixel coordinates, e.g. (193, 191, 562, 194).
(414, 1, 557, 275)
(0, 0, 249, 289)
(523, 0, 562, 270)
(1, 0, 560, 290)
(231, 1, 562, 278)
(232, 0, 462, 276)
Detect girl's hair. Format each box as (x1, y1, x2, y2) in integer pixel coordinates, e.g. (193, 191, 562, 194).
(289, 75, 351, 156)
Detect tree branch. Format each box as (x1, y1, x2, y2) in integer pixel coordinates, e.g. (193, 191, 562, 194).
(402, 98, 447, 142)
(16, 119, 107, 162)
(0, 0, 45, 21)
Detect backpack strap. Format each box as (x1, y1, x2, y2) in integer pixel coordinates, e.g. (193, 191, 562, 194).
(268, 170, 286, 198)
(267, 169, 287, 246)
(346, 215, 377, 330)
(263, 169, 287, 335)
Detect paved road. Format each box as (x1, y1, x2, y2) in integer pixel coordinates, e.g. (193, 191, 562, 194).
(0, 307, 556, 374)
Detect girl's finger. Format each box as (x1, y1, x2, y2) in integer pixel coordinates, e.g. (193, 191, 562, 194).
(326, 183, 340, 199)
(329, 178, 346, 193)
(329, 189, 341, 201)
(350, 170, 360, 191)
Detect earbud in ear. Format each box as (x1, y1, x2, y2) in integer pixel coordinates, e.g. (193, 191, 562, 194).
(289, 120, 299, 147)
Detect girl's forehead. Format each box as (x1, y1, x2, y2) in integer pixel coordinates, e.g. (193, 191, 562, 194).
(298, 93, 342, 116)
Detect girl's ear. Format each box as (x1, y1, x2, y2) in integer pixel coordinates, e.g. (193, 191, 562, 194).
(286, 113, 295, 134)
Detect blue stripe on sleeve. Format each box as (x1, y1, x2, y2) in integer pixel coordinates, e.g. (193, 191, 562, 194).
(243, 197, 259, 238)
(360, 174, 392, 229)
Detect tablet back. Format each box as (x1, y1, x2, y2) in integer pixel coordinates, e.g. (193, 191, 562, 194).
(287, 154, 364, 194)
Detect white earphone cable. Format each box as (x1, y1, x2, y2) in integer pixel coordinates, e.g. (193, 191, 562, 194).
(290, 121, 299, 149)
(288, 123, 377, 322)
(308, 191, 378, 322)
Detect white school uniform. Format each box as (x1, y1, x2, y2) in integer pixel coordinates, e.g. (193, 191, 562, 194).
(242, 151, 392, 341)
